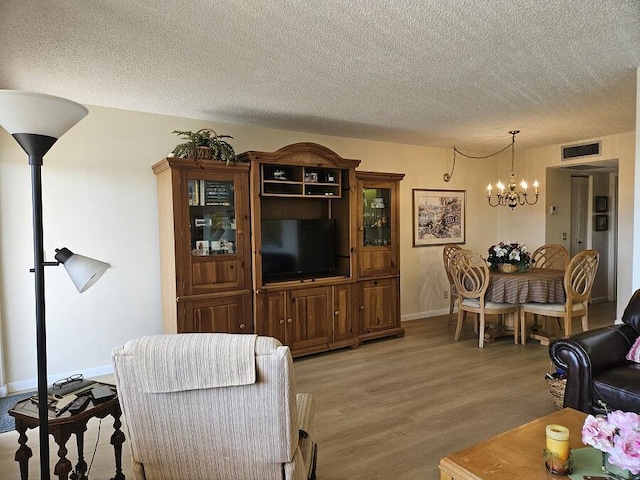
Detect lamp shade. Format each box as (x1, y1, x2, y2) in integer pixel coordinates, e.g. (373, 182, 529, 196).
(0, 90, 88, 138)
(54, 248, 110, 293)
(220, 229, 236, 241)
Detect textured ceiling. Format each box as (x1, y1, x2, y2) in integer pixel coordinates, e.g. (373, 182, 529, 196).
(0, 0, 638, 152)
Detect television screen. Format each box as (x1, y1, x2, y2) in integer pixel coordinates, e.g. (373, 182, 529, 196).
(261, 219, 336, 282)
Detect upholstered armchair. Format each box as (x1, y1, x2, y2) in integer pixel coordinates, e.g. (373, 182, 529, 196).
(549, 289, 640, 415)
(112, 334, 317, 480)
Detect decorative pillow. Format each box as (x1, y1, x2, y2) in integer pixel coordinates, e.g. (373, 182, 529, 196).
(626, 336, 640, 363)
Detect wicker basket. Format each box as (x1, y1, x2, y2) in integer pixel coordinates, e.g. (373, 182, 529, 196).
(191, 146, 214, 160)
(546, 377, 567, 410)
(186, 129, 219, 160)
(498, 263, 518, 273)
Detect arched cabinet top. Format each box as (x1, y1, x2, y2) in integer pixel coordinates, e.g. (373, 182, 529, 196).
(237, 142, 361, 169)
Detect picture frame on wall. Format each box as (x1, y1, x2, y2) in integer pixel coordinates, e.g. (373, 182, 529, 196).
(413, 189, 466, 246)
(595, 215, 608, 232)
(594, 196, 608, 213)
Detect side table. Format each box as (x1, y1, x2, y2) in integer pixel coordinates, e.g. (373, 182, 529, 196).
(8, 382, 126, 480)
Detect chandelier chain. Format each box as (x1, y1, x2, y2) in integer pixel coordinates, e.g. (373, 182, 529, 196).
(452, 140, 513, 160)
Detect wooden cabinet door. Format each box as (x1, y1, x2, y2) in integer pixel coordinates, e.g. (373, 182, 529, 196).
(180, 294, 252, 334)
(357, 175, 402, 278)
(255, 291, 288, 345)
(360, 278, 398, 334)
(180, 169, 250, 296)
(333, 284, 354, 342)
(289, 286, 331, 351)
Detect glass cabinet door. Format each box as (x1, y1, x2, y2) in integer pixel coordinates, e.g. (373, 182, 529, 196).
(362, 187, 392, 247)
(188, 179, 237, 256)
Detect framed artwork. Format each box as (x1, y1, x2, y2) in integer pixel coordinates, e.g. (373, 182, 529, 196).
(595, 215, 608, 232)
(413, 189, 466, 246)
(594, 196, 608, 213)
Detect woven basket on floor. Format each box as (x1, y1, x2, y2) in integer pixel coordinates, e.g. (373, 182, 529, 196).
(546, 377, 567, 410)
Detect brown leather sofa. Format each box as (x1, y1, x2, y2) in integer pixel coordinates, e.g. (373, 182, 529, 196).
(549, 289, 640, 415)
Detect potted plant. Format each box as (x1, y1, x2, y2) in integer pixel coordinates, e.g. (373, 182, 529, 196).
(171, 128, 236, 165)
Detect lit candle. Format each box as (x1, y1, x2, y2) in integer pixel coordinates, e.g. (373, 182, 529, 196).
(497, 181, 504, 194)
(487, 183, 492, 196)
(533, 179, 539, 194)
(545, 424, 570, 474)
(520, 179, 528, 192)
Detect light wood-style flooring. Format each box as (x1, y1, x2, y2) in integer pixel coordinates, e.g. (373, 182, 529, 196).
(0, 303, 616, 479)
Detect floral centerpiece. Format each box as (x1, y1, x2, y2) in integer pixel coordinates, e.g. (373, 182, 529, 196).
(486, 241, 533, 272)
(582, 410, 640, 479)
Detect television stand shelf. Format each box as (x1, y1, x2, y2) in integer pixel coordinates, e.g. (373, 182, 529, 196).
(261, 163, 342, 197)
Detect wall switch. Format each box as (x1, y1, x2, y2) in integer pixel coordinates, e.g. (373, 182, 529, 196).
(562, 232, 567, 241)
(444, 290, 448, 299)
(549, 206, 557, 215)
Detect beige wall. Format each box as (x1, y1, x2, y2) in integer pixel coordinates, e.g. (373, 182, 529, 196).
(0, 101, 636, 391)
(0, 105, 500, 391)
(498, 131, 636, 318)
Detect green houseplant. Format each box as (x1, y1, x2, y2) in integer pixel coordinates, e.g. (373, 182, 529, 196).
(171, 128, 236, 165)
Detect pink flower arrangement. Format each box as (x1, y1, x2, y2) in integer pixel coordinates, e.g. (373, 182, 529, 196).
(582, 410, 640, 475)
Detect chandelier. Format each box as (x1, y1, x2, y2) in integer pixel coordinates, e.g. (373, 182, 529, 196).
(486, 130, 538, 208)
(444, 130, 539, 209)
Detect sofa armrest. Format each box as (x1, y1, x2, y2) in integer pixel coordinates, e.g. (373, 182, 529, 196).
(549, 324, 638, 412)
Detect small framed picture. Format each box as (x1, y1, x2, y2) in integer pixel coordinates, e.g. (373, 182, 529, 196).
(594, 196, 608, 213)
(595, 215, 608, 232)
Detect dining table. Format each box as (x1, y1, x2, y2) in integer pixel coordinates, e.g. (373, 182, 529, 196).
(484, 267, 565, 345)
(486, 268, 565, 304)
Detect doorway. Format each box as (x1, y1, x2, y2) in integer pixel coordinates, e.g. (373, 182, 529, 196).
(545, 160, 618, 304)
(570, 176, 589, 257)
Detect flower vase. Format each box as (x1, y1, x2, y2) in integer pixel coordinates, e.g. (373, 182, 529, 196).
(602, 452, 640, 480)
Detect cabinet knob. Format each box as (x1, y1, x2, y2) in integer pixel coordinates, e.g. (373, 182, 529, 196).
(279, 319, 285, 325)
(239, 323, 246, 330)
(237, 230, 242, 235)
(334, 310, 339, 316)
(360, 305, 364, 310)
(358, 227, 363, 232)
(287, 318, 293, 324)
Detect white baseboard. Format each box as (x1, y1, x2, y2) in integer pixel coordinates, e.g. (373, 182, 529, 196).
(402, 308, 451, 322)
(5, 364, 114, 396)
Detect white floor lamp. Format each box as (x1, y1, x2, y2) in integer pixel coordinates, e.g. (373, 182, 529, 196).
(0, 90, 110, 480)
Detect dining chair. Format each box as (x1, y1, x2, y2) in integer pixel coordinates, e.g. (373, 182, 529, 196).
(530, 244, 570, 329)
(531, 244, 569, 270)
(442, 244, 462, 324)
(450, 250, 520, 348)
(520, 249, 599, 344)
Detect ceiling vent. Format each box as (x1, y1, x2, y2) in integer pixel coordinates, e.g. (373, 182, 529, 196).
(562, 141, 601, 160)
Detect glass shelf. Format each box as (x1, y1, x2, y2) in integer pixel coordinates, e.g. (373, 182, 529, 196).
(189, 179, 237, 256)
(362, 187, 391, 247)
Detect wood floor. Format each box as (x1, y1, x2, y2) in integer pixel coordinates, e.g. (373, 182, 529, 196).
(0, 302, 616, 480)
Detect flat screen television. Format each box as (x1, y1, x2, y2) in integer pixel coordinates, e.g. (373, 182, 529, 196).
(261, 219, 337, 282)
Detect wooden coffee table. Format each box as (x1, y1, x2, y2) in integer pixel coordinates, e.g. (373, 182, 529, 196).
(439, 408, 587, 479)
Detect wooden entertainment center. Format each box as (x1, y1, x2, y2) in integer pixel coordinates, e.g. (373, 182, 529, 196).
(153, 143, 404, 357)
